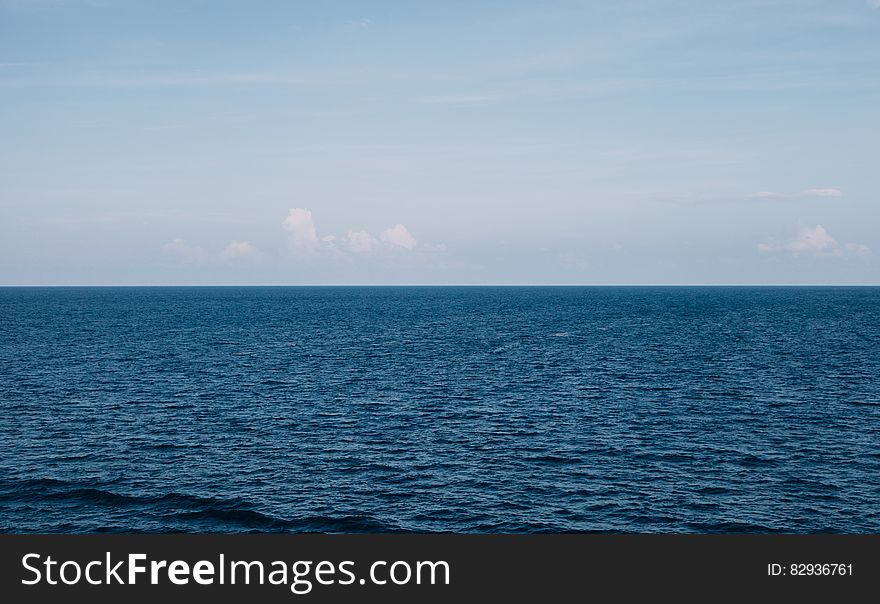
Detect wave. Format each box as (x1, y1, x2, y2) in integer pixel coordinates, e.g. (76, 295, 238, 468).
(846, 400, 880, 407)
(0, 477, 402, 533)
(683, 521, 789, 534)
(0, 477, 249, 509)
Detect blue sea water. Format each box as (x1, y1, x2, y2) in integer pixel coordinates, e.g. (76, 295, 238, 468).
(0, 286, 878, 533)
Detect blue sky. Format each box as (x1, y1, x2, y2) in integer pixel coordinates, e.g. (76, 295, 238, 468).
(1, 0, 879, 284)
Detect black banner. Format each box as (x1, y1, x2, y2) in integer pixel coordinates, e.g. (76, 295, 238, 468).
(1, 534, 876, 602)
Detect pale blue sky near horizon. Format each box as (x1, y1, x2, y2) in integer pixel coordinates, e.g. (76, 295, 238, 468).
(1, 0, 879, 285)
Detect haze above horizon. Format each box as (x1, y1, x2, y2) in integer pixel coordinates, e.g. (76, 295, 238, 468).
(2, 0, 879, 285)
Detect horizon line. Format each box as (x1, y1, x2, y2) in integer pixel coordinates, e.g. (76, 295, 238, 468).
(2, 283, 879, 288)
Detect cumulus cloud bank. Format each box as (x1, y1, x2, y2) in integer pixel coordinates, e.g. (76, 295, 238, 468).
(758, 225, 870, 257)
(346, 229, 377, 253)
(165, 208, 440, 268)
(282, 208, 320, 251)
(221, 240, 258, 260)
(380, 224, 418, 250)
(282, 208, 435, 257)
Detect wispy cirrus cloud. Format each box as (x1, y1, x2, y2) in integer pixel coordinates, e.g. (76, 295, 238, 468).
(346, 17, 373, 28)
(419, 95, 499, 104)
(747, 188, 843, 200)
(0, 70, 304, 89)
(659, 187, 846, 207)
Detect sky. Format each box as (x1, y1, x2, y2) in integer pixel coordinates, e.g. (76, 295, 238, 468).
(1, 0, 879, 285)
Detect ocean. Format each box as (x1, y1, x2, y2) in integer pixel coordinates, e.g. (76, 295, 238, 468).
(1, 286, 878, 533)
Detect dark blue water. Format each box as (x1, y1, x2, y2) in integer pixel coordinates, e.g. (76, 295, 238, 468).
(1, 287, 878, 533)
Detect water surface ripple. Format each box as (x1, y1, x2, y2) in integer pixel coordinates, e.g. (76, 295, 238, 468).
(1, 286, 878, 533)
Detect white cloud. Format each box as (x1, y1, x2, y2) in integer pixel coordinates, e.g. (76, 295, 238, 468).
(749, 188, 843, 199)
(346, 17, 373, 28)
(559, 251, 590, 270)
(869, 1, 880, 9)
(278, 209, 439, 258)
(845, 243, 872, 257)
(800, 188, 843, 197)
(58, 72, 294, 88)
(163, 238, 206, 262)
(346, 229, 377, 253)
(165, 211, 443, 271)
(163, 238, 192, 254)
(282, 208, 320, 251)
(758, 225, 839, 255)
(380, 223, 417, 250)
(420, 95, 498, 104)
(220, 240, 258, 260)
(165, 238, 260, 263)
(758, 225, 870, 257)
